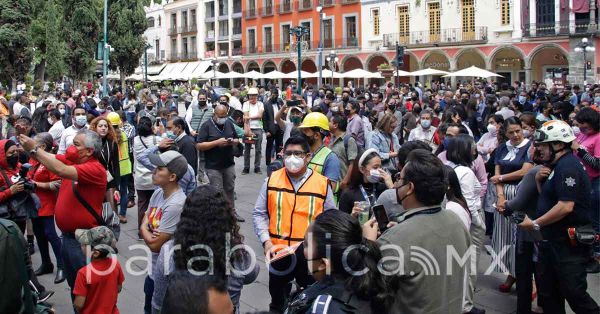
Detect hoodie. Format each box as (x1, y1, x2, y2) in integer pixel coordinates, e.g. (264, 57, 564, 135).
(0, 139, 21, 204)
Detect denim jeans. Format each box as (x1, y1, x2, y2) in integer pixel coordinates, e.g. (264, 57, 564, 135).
(144, 276, 155, 314)
(118, 174, 130, 216)
(244, 128, 263, 170)
(61, 233, 87, 291)
(32, 216, 63, 269)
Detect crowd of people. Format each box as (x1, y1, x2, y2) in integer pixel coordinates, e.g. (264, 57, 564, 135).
(0, 77, 598, 314)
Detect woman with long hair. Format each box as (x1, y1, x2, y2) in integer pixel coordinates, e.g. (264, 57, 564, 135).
(491, 117, 533, 293)
(368, 113, 400, 173)
(152, 185, 258, 314)
(89, 116, 121, 216)
(338, 149, 394, 214)
(477, 114, 503, 162)
(443, 165, 471, 230)
(285, 210, 394, 313)
(29, 132, 65, 284)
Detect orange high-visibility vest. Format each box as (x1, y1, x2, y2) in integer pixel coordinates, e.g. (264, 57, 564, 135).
(267, 168, 329, 248)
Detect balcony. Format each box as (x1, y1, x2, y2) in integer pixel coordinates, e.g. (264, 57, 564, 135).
(240, 47, 258, 54)
(168, 26, 178, 36)
(522, 19, 599, 38)
(180, 51, 198, 61)
(204, 51, 215, 59)
(343, 37, 359, 48)
(206, 30, 216, 41)
(232, 28, 242, 40)
(180, 24, 197, 34)
(232, 47, 242, 56)
(245, 8, 256, 19)
(262, 4, 274, 16)
(278, 1, 292, 13)
(168, 53, 179, 62)
(218, 31, 229, 41)
(382, 26, 488, 48)
(298, 0, 312, 11)
(319, 0, 334, 7)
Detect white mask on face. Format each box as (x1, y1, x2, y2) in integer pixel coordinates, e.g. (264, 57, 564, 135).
(367, 169, 381, 183)
(487, 124, 497, 135)
(47, 117, 54, 125)
(58, 109, 66, 116)
(285, 155, 304, 173)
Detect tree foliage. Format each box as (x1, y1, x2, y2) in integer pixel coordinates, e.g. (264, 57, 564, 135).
(0, 0, 33, 87)
(108, 0, 148, 82)
(62, 0, 101, 81)
(45, 0, 68, 80)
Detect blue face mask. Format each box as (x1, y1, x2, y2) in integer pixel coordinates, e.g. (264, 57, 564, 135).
(518, 95, 526, 104)
(443, 138, 451, 148)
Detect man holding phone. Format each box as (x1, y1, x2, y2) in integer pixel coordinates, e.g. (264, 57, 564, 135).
(196, 105, 244, 222)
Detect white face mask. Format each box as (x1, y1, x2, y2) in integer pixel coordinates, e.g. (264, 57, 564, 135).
(58, 109, 66, 116)
(285, 155, 304, 173)
(487, 124, 497, 134)
(216, 117, 228, 125)
(74, 115, 87, 127)
(367, 169, 381, 183)
(47, 117, 54, 125)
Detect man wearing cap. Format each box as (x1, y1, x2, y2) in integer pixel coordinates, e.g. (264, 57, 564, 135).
(298, 112, 341, 188)
(73, 226, 124, 314)
(242, 87, 265, 174)
(263, 88, 284, 166)
(140, 150, 187, 314)
(18, 129, 107, 299)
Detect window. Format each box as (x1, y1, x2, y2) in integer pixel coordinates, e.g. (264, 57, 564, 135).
(500, 0, 510, 25)
(147, 17, 155, 28)
(248, 29, 256, 52)
(182, 37, 188, 57)
(233, 18, 242, 35)
(233, 0, 242, 13)
(372, 9, 380, 36)
(170, 38, 177, 59)
(158, 16, 161, 26)
(191, 10, 196, 26)
(171, 13, 177, 29)
(428, 2, 440, 42)
(345, 16, 357, 47)
(182, 11, 188, 28)
(462, 0, 475, 40)
(219, 21, 229, 37)
(191, 37, 196, 54)
(155, 39, 160, 59)
(301, 21, 311, 47)
(282, 24, 291, 50)
(206, 2, 215, 18)
(398, 6, 409, 44)
(323, 19, 333, 48)
(264, 26, 273, 52)
(219, 0, 227, 16)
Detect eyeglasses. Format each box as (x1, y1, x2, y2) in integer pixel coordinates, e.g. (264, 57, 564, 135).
(283, 150, 307, 158)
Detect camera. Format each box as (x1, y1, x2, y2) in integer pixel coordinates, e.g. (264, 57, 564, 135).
(18, 163, 36, 191)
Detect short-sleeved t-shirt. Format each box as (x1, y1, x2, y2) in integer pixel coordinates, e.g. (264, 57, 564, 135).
(196, 118, 238, 170)
(73, 258, 124, 314)
(536, 153, 592, 240)
(30, 161, 61, 216)
(494, 140, 532, 180)
(55, 158, 108, 233)
(242, 101, 264, 129)
(146, 187, 186, 279)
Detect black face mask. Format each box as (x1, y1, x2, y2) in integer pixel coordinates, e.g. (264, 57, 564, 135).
(388, 105, 396, 112)
(395, 182, 410, 206)
(461, 99, 469, 105)
(343, 109, 351, 116)
(6, 155, 18, 169)
(219, 101, 228, 106)
(411, 96, 418, 101)
(413, 107, 422, 115)
(199, 100, 207, 106)
(342, 97, 349, 102)
(302, 133, 316, 146)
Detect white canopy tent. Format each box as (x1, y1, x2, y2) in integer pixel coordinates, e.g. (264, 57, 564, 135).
(200, 70, 226, 80)
(284, 70, 317, 79)
(341, 69, 381, 78)
(321, 69, 343, 79)
(394, 70, 412, 77)
(220, 71, 245, 79)
(188, 61, 212, 80)
(409, 68, 450, 76)
(176, 61, 201, 80)
(243, 70, 264, 80)
(263, 70, 288, 79)
(443, 66, 503, 78)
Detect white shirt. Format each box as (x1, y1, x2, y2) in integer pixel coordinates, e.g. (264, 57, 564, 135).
(408, 125, 438, 150)
(48, 120, 65, 143)
(229, 96, 242, 111)
(446, 163, 483, 228)
(58, 124, 87, 154)
(13, 102, 26, 116)
(243, 101, 264, 129)
(445, 201, 471, 231)
(497, 107, 515, 120)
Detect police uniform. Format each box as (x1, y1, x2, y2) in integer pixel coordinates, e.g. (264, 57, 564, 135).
(535, 151, 599, 313)
(285, 280, 372, 314)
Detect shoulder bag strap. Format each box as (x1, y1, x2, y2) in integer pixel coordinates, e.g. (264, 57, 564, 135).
(0, 170, 11, 189)
(71, 181, 105, 226)
(139, 135, 148, 149)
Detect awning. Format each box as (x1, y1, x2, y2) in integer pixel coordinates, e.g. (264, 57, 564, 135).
(188, 60, 212, 79)
(153, 62, 191, 81)
(177, 61, 201, 80)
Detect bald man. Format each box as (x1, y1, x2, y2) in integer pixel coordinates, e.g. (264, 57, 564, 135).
(196, 105, 244, 221)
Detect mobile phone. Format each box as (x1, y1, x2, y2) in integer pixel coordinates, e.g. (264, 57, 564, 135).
(227, 138, 233, 142)
(372, 204, 389, 233)
(287, 99, 299, 107)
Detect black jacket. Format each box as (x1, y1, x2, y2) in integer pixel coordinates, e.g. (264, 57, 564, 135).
(262, 97, 283, 135)
(286, 279, 373, 314)
(175, 134, 198, 175)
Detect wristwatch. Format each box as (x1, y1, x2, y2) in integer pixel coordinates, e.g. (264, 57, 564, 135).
(532, 219, 541, 231)
(29, 146, 39, 156)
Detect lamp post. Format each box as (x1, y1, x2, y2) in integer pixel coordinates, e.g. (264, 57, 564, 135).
(326, 50, 338, 86)
(316, 6, 325, 90)
(102, 0, 108, 97)
(290, 26, 310, 94)
(574, 37, 595, 85)
(211, 58, 220, 86)
(144, 43, 152, 85)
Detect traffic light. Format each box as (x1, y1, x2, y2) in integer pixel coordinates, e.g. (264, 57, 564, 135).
(396, 45, 404, 67)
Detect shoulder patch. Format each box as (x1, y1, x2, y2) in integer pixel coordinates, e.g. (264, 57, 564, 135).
(311, 294, 332, 313)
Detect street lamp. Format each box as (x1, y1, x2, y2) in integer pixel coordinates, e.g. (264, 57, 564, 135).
(143, 43, 152, 85)
(574, 37, 595, 85)
(102, 0, 108, 97)
(211, 58, 220, 86)
(290, 26, 310, 94)
(316, 6, 325, 89)
(326, 50, 338, 86)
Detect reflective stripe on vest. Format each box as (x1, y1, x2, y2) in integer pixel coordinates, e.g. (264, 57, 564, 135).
(308, 146, 333, 176)
(267, 168, 328, 248)
(118, 132, 132, 175)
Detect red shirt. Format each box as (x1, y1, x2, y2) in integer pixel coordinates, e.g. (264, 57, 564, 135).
(30, 160, 60, 216)
(55, 158, 107, 233)
(73, 258, 124, 314)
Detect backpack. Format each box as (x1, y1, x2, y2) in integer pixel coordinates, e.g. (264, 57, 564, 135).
(0, 218, 35, 314)
(343, 133, 364, 162)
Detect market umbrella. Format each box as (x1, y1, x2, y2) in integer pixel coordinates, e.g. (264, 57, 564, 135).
(342, 68, 381, 78)
(409, 68, 450, 76)
(443, 66, 504, 78)
(220, 71, 245, 79)
(242, 70, 264, 80)
(263, 70, 288, 79)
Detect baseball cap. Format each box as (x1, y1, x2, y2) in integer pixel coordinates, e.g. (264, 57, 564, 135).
(148, 150, 188, 180)
(75, 226, 118, 254)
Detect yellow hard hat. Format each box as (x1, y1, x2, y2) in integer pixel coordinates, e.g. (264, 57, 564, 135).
(298, 112, 329, 131)
(107, 112, 121, 126)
